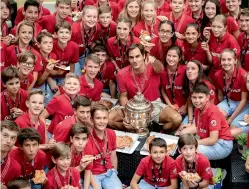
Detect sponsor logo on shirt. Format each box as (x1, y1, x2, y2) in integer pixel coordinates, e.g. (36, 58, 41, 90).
(210, 120, 217, 127)
(223, 87, 241, 93)
(199, 128, 206, 133)
(165, 85, 183, 90)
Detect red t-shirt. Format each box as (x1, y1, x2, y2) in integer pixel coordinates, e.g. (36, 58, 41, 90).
(0, 43, 7, 71)
(117, 64, 161, 101)
(194, 103, 233, 140)
(5, 45, 43, 73)
(79, 75, 103, 101)
(37, 13, 73, 34)
(10, 148, 47, 178)
(1, 21, 9, 37)
(107, 35, 140, 69)
(214, 67, 247, 102)
(70, 146, 84, 167)
(0, 153, 22, 186)
(226, 16, 239, 35)
(163, 11, 195, 34)
(208, 32, 240, 81)
(95, 22, 117, 45)
(156, 1, 171, 15)
(133, 19, 160, 38)
(160, 64, 187, 107)
(84, 128, 116, 175)
(135, 155, 177, 187)
(54, 115, 77, 143)
(19, 73, 34, 91)
(219, 0, 229, 14)
(45, 167, 81, 189)
(15, 112, 46, 144)
(78, 0, 96, 10)
(10, 22, 43, 39)
(0, 89, 28, 121)
(175, 153, 213, 182)
(238, 32, 249, 71)
(150, 38, 183, 63)
(98, 61, 116, 89)
(182, 41, 207, 65)
(46, 94, 74, 134)
(15, 6, 51, 26)
(71, 22, 97, 56)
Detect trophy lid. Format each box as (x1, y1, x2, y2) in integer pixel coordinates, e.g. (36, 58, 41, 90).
(125, 92, 152, 112)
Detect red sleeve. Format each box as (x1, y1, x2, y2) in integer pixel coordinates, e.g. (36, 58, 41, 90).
(84, 142, 94, 170)
(169, 159, 178, 180)
(71, 42, 79, 64)
(240, 71, 247, 92)
(208, 112, 221, 133)
(116, 73, 127, 93)
(198, 157, 213, 180)
(46, 97, 59, 115)
(107, 39, 114, 58)
(72, 168, 81, 188)
(175, 157, 184, 174)
(54, 124, 70, 143)
(132, 25, 141, 38)
(15, 8, 24, 26)
(226, 16, 239, 33)
(135, 158, 146, 176)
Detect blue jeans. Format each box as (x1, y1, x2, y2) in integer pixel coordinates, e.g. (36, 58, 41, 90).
(90, 169, 122, 189)
(75, 49, 90, 76)
(198, 139, 233, 160)
(138, 179, 166, 189)
(218, 99, 249, 133)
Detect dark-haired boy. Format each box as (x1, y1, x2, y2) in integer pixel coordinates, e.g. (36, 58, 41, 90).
(10, 128, 47, 189)
(54, 95, 92, 143)
(175, 133, 213, 189)
(1, 67, 28, 121)
(1, 120, 21, 188)
(7, 177, 31, 189)
(130, 138, 177, 189)
(93, 45, 116, 98)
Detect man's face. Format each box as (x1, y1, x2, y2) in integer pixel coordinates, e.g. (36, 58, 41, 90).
(21, 139, 39, 161)
(128, 48, 145, 70)
(1, 128, 18, 153)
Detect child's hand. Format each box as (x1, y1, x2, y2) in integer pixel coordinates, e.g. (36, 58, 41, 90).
(175, 32, 185, 40)
(11, 108, 24, 118)
(47, 135, 56, 149)
(245, 155, 249, 173)
(244, 114, 249, 123)
(187, 180, 199, 188)
(203, 27, 211, 41)
(145, 55, 156, 65)
(156, 15, 168, 21)
(79, 155, 94, 170)
(178, 105, 187, 115)
(49, 83, 59, 93)
(201, 41, 210, 52)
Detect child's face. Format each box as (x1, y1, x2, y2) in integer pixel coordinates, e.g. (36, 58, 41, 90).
(185, 26, 199, 44)
(84, 60, 100, 80)
(63, 77, 80, 96)
(94, 51, 107, 66)
(4, 78, 21, 95)
(240, 15, 249, 32)
(38, 36, 53, 54)
(191, 92, 210, 109)
(74, 105, 91, 123)
(82, 9, 98, 29)
(142, 3, 156, 22)
(117, 21, 131, 40)
(1, 2, 10, 20)
(220, 51, 236, 72)
(22, 139, 39, 161)
(189, 0, 204, 12)
(53, 156, 72, 173)
(99, 12, 112, 28)
(226, 0, 241, 12)
(246, 74, 249, 91)
(56, 28, 71, 44)
(23, 6, 39, 23)
(18, 57, 35, 76)
(26, 94, 45, 116)
(93, 110, 108, 132)
(127, 1, 140, 18)
(158, 23, 173, 43)
(204, 1, 217, 19)
(56, 3, 71, 19)
(211, 20, 226, 38)
(170, 0, 185, 13)
(70, 133, 88, 153)
(180, 145, 197, 163)
(18, 25, 33, 45)
(186, 61, 199, 82)
(150, 146, 167, 165)
(166, 49, 180, 67)
(1, 128, 18, 153)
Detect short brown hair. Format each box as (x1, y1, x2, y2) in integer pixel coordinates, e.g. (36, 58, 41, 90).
(1, 120, 19, 133)
(70, 123, 90, 137)
(51, 142, 71, 159)
(55, 21, 71, 33)
(178, 133, 198, 149)
(1, 67, 20, 84)
(27, 89, 44, 101)
(7, 177, 30, 189)
(240, 8, 249, 18)
(64, 72, 80, 83)
(128, 43, 145, 56)
(149, 137, 167, 151)
(72, 95, 91, 109)
(18, 128, 41, 146)
(85, 54, 101, 65)
(83, 5, 98, 16)
(37, 31, 53, 43)
(18, 51, 36, 64)
(99, 5, 112, 15)
(56, 0, 71, 6)
(90, 104, 108, 118)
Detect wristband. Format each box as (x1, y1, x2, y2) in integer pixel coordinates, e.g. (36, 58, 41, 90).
(188, 120, 193, 124)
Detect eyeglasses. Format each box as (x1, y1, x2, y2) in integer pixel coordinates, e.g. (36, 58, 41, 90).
(159, 30, 173, 35)
(21, 62, 35, 68)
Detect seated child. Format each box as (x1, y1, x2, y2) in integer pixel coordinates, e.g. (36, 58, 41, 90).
(1, 67, 28, 121)
(45, 142, 81, 189)
(10, 128, 47, 189)
(176, 133, 213, 189)
(7, 177, 31, 189)
(130, 137, 178, 189)
(1, 120, 21, 188)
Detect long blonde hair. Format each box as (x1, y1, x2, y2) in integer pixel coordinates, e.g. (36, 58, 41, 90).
(119, 0, 142, 24)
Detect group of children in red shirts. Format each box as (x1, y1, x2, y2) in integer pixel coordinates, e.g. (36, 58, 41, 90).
(1, 0, 249, 188)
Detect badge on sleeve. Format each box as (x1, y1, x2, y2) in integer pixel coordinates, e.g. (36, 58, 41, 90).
(206, 167, 212, 174)
(211, 120, 217, 127)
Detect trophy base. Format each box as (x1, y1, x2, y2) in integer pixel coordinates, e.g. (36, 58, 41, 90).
(136, 128, 149, 138)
